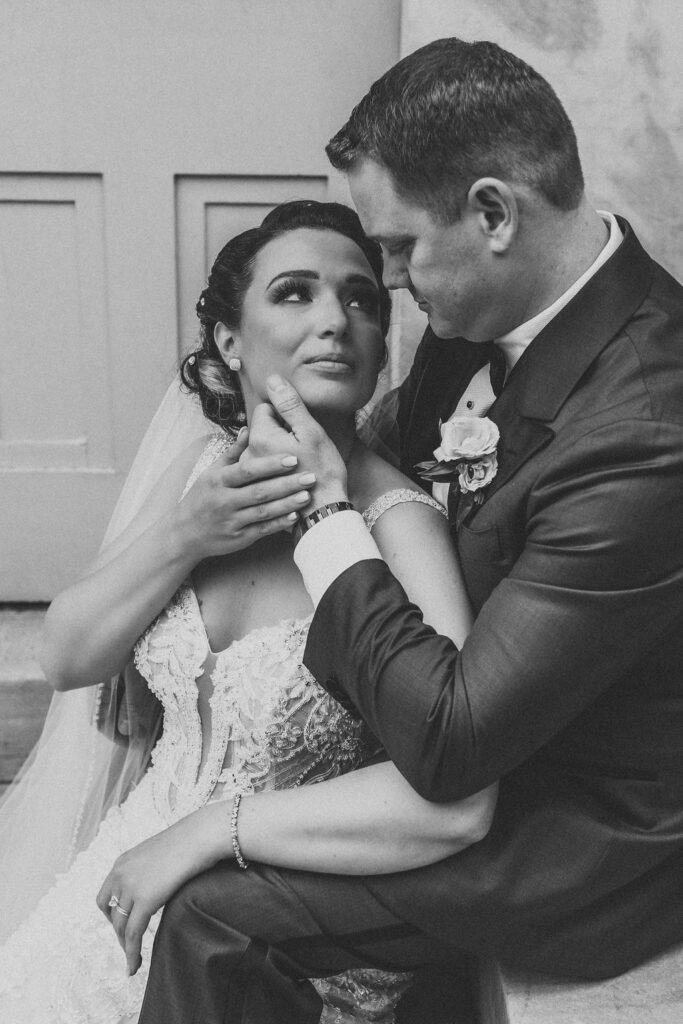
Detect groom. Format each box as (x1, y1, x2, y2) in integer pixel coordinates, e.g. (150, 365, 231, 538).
(140, 37, 683, 1022)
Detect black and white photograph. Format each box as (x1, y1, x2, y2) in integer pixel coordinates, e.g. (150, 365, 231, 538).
(1, 2, 683, 1021)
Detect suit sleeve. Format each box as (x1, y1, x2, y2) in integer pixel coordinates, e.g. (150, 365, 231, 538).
(303, 418, 683, 800)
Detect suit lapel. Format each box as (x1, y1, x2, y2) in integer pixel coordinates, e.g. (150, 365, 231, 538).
(401, 329, 493, 481)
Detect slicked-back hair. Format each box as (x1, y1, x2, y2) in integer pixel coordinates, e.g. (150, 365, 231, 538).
(180, 200, 391, 431)
(326, 37, 584, 222)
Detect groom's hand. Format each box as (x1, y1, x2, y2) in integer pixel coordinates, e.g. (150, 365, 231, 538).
(247, 375, 349, 509)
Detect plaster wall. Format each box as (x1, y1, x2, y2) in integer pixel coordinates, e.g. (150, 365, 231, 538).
(391, 0, 683, 372)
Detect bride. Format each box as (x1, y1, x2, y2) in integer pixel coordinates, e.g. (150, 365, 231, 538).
(0, 200, 496, 1023)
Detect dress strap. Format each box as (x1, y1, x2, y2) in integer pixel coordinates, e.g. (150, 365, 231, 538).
(362, 488, 447, 532)
(180, 433, 234, 499)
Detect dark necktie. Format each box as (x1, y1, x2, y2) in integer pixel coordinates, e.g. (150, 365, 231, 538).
(488, 343, 507, 397)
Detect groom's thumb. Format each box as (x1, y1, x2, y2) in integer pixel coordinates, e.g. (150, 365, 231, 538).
(266, 375, 315, 434)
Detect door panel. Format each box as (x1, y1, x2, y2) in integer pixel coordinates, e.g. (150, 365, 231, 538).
(0, 0, 400, 598)
(175, 175, 327, 354)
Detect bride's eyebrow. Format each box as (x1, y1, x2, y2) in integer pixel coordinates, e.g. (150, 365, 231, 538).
(266, 270, 377, 290)
(346, 273, 379, 290)
(267, 270, 318, 288)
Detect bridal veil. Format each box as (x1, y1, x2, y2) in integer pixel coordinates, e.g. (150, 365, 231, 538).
(0, 378, 212, 942)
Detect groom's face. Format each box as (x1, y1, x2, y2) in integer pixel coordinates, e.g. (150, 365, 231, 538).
(347, 159, 498, 342)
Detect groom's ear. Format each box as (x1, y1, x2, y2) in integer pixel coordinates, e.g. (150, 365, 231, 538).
(467, 178, 518, 254)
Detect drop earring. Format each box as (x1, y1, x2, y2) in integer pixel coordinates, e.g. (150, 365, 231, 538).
(228, 356, 242, 372)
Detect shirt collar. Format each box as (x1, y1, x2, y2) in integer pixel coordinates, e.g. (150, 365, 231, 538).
(495, 211, 623, 370)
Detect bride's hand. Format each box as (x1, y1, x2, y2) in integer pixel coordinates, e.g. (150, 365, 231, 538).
(173, 426, 317, 559)
(96, 808, 224, 976)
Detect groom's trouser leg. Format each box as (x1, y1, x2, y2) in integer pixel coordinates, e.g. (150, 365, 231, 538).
(138, 861, 472, 1024)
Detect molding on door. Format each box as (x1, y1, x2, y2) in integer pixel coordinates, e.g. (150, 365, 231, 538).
(174, 175, 328, 355)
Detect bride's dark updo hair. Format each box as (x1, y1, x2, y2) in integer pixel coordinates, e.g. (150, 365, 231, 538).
(180, 200, 391, 432)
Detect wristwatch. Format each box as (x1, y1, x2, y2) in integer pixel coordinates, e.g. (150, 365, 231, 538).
(294, 501, 355, 542)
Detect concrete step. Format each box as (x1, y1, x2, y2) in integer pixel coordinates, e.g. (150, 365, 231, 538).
(476, 950, 683, 1024)
(0, 606, 51, 796)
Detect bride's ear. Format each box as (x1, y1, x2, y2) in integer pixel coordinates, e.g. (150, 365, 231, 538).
(214, 322, 238, 364)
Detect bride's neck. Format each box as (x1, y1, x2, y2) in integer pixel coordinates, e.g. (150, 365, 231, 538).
(315, 411, 358, 465)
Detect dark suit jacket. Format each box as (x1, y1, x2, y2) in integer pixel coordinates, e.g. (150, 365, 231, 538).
(303, 220, 683, 978)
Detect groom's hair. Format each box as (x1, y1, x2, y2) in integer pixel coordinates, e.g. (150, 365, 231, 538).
(326, 37, 584, 222)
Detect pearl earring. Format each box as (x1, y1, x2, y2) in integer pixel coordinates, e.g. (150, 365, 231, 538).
(228, 356, 242, 372)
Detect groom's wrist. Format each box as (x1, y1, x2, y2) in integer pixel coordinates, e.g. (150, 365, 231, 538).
(294, 500, 355, 542)
(293, 509, 382, 606)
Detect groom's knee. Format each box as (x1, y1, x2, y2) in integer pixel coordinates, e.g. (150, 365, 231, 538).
(161, 861, 285, 947)
(160, 866, 243, 943)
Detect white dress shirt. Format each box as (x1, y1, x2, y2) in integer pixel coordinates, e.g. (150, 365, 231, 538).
(295, 213, 623, 606)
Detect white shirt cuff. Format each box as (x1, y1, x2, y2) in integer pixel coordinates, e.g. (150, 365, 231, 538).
(293, 509, 382, 606)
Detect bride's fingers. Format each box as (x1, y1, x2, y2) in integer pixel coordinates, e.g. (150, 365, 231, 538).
(227, 472, 315, 512)
(111, 897, 133, 952)
(124, 906, 149, 976)
(95, 879, 111, 917)
(222, 449, 300, 487)
(95, 876, 125, 922)
(226, 426, 249, 461)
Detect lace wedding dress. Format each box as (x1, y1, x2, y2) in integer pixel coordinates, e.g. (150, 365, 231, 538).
(0, 436, 443, 1024)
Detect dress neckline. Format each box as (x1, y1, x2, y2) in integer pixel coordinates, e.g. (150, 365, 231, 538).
(185, 580, 313, 659)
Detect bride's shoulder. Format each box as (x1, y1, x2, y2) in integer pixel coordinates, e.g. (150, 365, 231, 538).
(351, 447, 447, 530)
(350, 446, 411, 502)
(179, 432, 234, 496)
(126, 433, 223, 530)
(162, 433, 226, 498)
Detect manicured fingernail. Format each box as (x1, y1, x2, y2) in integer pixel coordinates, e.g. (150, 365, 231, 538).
(267, 374, 286, 391)
(237, 426, 248, 439)
(286, 512, 299, 523)
(281, 455, 298, 467)
(294, 490, 310, 503)
(298, 472, 316, 485)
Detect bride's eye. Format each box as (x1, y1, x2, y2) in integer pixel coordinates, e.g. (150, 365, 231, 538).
(347, 287, 380, 314)
(271, 279, 313, 304)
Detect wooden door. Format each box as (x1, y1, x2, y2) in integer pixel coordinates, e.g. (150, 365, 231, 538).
(0, 0, 400, 599)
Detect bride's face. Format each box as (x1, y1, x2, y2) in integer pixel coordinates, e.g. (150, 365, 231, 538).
(217, 228, 385, 421)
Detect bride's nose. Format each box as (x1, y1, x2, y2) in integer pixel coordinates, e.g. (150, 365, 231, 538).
(316, 293, 349, 338)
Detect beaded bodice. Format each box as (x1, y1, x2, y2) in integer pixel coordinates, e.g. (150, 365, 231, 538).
(134, 593, 369, 821)
(133, 434, 445, 824)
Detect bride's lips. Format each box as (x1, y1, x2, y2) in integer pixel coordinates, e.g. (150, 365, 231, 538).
(304, 354, 354, 373)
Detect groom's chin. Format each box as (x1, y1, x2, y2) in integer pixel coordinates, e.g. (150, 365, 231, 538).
(427, 317, 465, 341)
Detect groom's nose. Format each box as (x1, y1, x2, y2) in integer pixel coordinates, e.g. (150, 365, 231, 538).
(382, 257, 411, 290)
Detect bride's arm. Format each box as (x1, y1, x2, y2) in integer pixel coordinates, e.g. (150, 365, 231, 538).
(42, 436, 211, 690)
(234, 496, 493, 874)
(42, 435, 310, 690)
(100, 499, 497, 972)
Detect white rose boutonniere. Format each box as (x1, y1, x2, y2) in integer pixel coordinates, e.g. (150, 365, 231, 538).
(416, 414, 500, 496)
